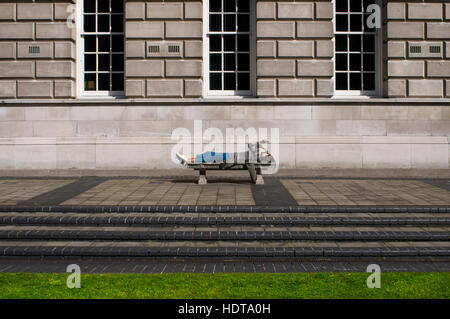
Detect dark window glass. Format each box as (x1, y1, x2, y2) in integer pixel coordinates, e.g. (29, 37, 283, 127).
(210, 54, 222, 71)
(350, 73, 361, 90)
(112, 73, 124, 91)
(84, 54, 96, 71)
(237, 54, 249, 71)
(349, 35, 361, 52)
(112, 35, 124, 52)
(210, 14, 221, 31)
(224, 35, 235, 51)
(350, 53, 361, 71)
(84, 74, 96, 91)
(224, 73, 235, 90)
(98, 54, 110, 71)
(98, 35, 110, 52)
(210, 0, 221, 12)
(363, 34, 375, 52)
(84, 0, 95, 13)
(98, 73, 110, 90)
(336, 0, 348, 12)
(237, 14, 249, 32)
(363, 0, 376, 10)
(363, 73, 375, 91)
(224, 14, 236, 31)
(350, 14, 362, 31)
(336, 73, 348, 90)
(336, 54, 348, 71)
(237, 73, 250, 91)
(335, 35, 347, 51)
(84, 15, 95, 32)
(210, 35, 222, 51)
(237, 35, 249, 51)
(111, 15, 123, 33)
(363, 54, 375, 71)
(111, 1, 124, 13)
(336, 14, 348, 32)
(112, 55, 123, 71)
(210, 73, 222, 90)
(350, 0, 362, 12)
(85, 36, 96, 52)
(237, 0, 250, 13)
(98, 0, 109, 13)
(98, 15, 110, 32)
(224, 53, 235, 71)
(224, 0, 236, 12)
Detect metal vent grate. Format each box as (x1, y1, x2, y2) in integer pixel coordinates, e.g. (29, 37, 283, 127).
(410, 46, 421, 54)
(148, 45, 160, 53)
(429, 46, 441, 53)
(167, 44, 180, 53)
(28, 46, 40, 54)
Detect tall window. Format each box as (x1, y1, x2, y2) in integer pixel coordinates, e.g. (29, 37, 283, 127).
(81, 0, 124, 95)
(334, 0, 379, 95)
(205, 0, 253, 96)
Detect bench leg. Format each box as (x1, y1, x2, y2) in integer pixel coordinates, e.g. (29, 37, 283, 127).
(248, 164, 257, 184)
(198, 170, 207, 185)
(255, 167, 264, 185)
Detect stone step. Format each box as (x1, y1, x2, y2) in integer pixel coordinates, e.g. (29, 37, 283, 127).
(1, 215, 449, 227)
(0, 229, 448, 241)
(0, 245, 448, 258)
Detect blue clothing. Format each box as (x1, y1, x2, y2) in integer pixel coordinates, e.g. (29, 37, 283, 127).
(194, 152, 231, 163)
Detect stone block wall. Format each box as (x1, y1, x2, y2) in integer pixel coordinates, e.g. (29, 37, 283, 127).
(387, 1, 450, 98)
(0, 1, 76, 99)
(125, 1, 203, 98)
(256, 0, 333, 97)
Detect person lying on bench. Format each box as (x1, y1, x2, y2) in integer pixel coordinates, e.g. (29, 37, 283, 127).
(176, 142, 272, 165)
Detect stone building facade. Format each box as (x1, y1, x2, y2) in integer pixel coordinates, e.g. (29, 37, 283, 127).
(0, 0, 449, 171)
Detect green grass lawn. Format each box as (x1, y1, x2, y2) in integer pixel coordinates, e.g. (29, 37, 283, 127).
(0, 273, 448, 299)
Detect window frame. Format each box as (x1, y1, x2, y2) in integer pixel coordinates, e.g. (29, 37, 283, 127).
(332, 0, 383, 97)
(202, 0, 256, 98)
(76, 0, 125, 98)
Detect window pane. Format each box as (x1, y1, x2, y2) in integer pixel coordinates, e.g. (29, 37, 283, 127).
(336, 0, 348, 12)
(237, 0, 250, 12)
(210, 73, 222, 90)
(85, 36, 96, 52)
(349, 35, 361, 52)
(210, 0, 221, 12)
(237, 35, 249, 51)
(84, 15, 95, 32)
(237, 54, 249, 71)
(363, 54, 375, 71)
(224, 35, 235, 51)
(84, 54, 96, 71)
(350, 14, 362, 31)
(336, 54, 348, 71)
(224, 14, 236, 31)
(350, 0, 362, 12)
(85, 73, 96, 91)
(210, 35, 222, 51)
(224, 73, 235, 90)
(336, 14, 348, 32)
(111, 1, 124, 13)
(224, 53, 235, 71)
(98, 15, 110, 32)
(363, 73, 375, 91)
(210, 54, 222, 71)
(336, 73, 348, 90)
(363, 34, 375, 52)
(98, 35, 110, 52)
(98, 73, 110, 91)
(111, 15, 123, 33)
(210, 14, 221, 31)
(98, 0, 109, 13)
(350, 53, 361, 71)
(112, 35, 124, 52)
(363, 0, 376, 10)
(112, 73, 124, 91)
(237, 73, 250, 91)
(335, 35, 347, 51)
(112, 55, 124, 71)
(237, 14, 249, 32)
(350, 73, 361, 90)
(224, 0, 236, 12)
(98, 54, 110, 71)
(84, 0, 95, 13)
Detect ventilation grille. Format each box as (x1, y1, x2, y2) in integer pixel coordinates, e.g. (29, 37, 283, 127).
(148, 45, 160, 53)
(167, 44, 180, 53)
(28, 46, 40, 54)
(410, 46, 421, 54)
(429, 46, 440, 54)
